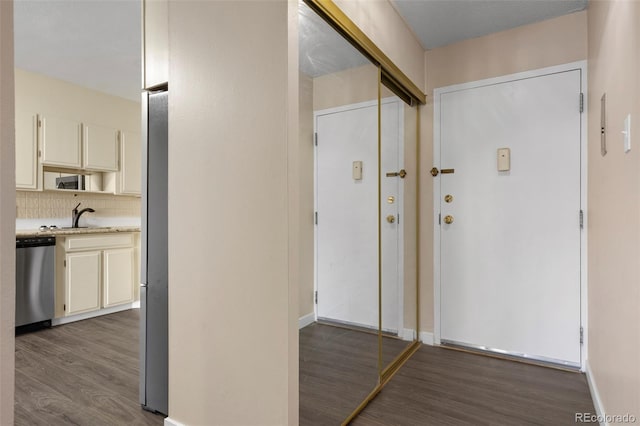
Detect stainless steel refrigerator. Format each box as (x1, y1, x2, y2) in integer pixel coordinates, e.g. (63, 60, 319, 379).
(140, 88, 168, 415)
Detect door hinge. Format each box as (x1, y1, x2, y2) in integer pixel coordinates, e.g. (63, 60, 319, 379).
(579, 93, 584, 113)
(38, 150, 41, 158)
(38, 119, 42, 128)
(63, 304, 66, 312)
(314, 211, 318, 225)
(580, 326, 584, 344)
(315, 291, 318, 304)
(579, 210, 584, 229)
(64, 259, 66, 267)
(314, 132, 318, 146)
(438, 213, 441, 225)
(397, 214, 400, 224)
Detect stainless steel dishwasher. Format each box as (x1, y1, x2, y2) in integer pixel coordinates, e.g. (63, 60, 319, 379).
(15, 236, 55, 328)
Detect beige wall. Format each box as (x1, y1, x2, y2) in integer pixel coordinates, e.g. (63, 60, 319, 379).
(0, 1, 14, 424)
(312, 64, 379, 111)
(587, 0, 640, 418)
(167, 1, 296, 424)
(15, 68, 140, 135)
(334, 0, 425, 92)
(421, 11, 588, 332)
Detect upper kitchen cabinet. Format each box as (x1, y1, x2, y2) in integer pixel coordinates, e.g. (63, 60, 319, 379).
(143, 0, 168, 89)
(83, 123, 120, 172)
(40, 115, 83, 169)
(15, 106, 39, 190)
(15, 70, 142, 193)
(118, 131, 142, 195)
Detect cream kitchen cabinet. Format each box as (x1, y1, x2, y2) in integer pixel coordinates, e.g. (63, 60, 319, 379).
(83, 123, 120, 172)
(15, 109, 40, 190)
(103, 248, 135, 307)
(65, 250, 101, 315)
(103, 130, 141, 196)
(117, 131, 141, 195)
(40, 115, 120, 172)
(57, 233, 136, 319)
(41, 115, 83, 169)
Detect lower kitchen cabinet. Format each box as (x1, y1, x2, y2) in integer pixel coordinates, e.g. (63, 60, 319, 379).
(103, 248, 135, 307)
(65, 251, 101, 315)
(56, 232, 137, 319)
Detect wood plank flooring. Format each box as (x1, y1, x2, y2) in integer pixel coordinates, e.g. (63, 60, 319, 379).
(299, 323, 412, 425)
(15, 309, 164, 426)
(16, 313, 595, 425)
(353, 345, 595, 426)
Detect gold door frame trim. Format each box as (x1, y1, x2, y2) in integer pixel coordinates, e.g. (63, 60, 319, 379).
(303, 0, 426, 105)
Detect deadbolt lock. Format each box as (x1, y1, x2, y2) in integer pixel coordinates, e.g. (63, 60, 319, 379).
(443, 215, 454, 224)
(444, 194, 453, 203)
(386, 215, 396, 224)
(430, 167, 439, 177)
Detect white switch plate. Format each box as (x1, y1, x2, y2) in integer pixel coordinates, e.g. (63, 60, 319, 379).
(623, 114, 631, 153)
(352, 161, 363, 180)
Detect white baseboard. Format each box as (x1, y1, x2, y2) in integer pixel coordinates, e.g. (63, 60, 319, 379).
(51, 302, 136, 326)
(132, 300, 141, 308)
(164, 417, 185, 426)
(298, 312, 315, 329)
(400, 328, 416, 341)
(585, 359, 607, 426)
(419, 331, 434, 345)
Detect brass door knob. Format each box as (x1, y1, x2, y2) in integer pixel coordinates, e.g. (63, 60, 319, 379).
(444, 194, 453, 203)
(443, 215, 454, 224)
(386, 215, 396, 224)
(385, 169, 407, 179)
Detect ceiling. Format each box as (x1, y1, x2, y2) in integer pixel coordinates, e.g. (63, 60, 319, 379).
(14, 1, 588, 100)
(14, 0, 141, 102)
(392, 0, 588, 50)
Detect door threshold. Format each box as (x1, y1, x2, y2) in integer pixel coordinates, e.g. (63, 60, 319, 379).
(440, 341, 581, 373)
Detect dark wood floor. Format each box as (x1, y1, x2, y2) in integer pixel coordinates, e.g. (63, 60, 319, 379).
(353, 345, 595, 426)
(299, 323, 412, 425)
(15, 309, 164, 426)
(16, 314, 594, 425)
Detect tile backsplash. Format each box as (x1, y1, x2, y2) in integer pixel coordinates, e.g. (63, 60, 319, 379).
(16, 191, 141, 219)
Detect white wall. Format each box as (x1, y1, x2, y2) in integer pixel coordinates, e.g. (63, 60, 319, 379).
(0, 1, 15, 424)
(166, 1, 297, 424)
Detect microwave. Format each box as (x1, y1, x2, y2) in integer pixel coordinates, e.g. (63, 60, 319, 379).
(55, 175, 85, 190)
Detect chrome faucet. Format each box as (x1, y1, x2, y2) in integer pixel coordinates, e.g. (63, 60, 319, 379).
(72, 203, 95, 228)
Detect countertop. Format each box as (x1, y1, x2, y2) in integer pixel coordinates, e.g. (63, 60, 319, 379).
(16, 226, 141, 238)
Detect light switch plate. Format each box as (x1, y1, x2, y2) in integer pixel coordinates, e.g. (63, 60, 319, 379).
(352, 161, 363, 180)
(497, 148, 510, 171)
(623, 114, 631, 153)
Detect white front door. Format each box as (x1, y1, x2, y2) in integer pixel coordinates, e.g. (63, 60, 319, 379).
(315, 100, 402, 332)
(436, 66, 583, 366)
